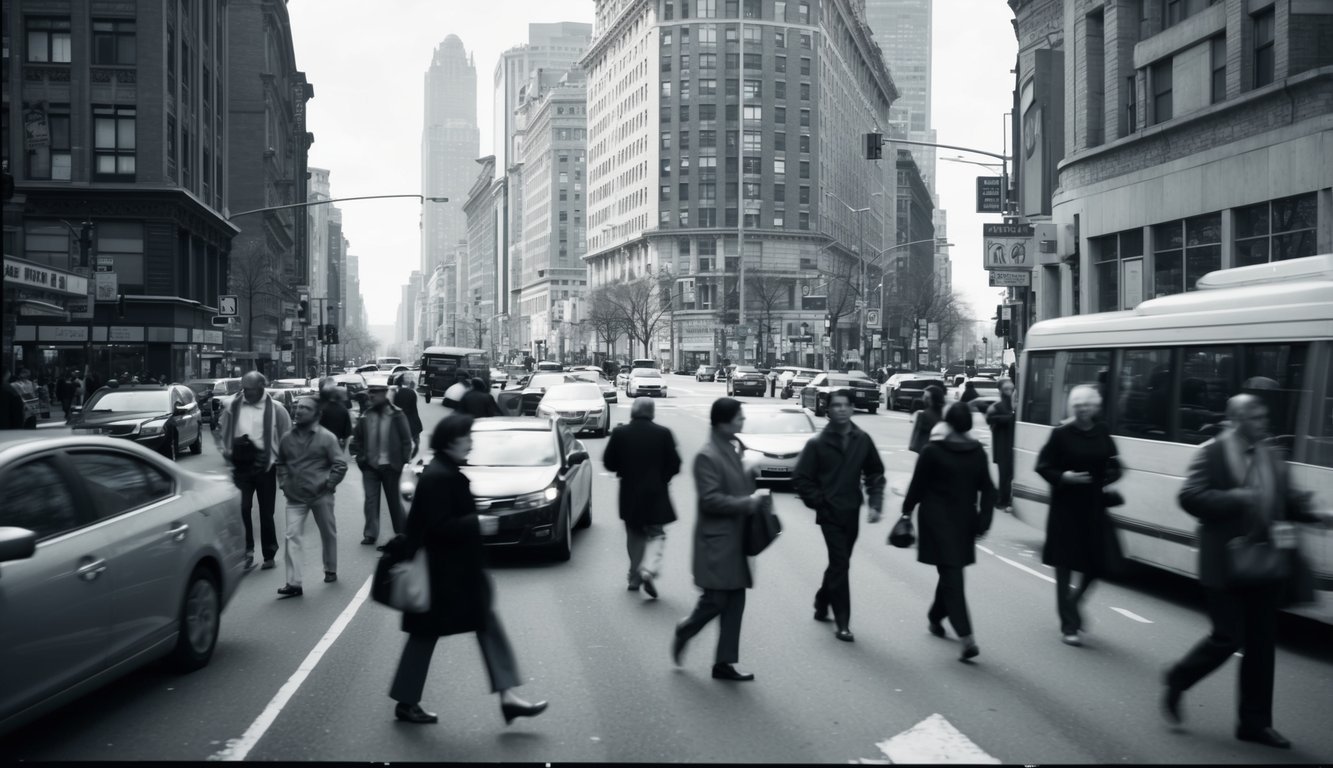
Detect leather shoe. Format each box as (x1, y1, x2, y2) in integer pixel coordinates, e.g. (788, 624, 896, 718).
(276, 584, 303, 597)
(324, 571, 337, 583)
(361, 536, 376, 546)
(641, 575, 658, 599)
(671, 629, 688, 667)
(627, 583, 641, 592)
(1235, 726, 1291, 749)
(960, 640, 980, 661)
(501, 698, 548, 725)
(260, 559, 276, 570)
(395, 703, 438, 724)
(1162, 686, 1183, 725)
(712, 663, 755, 681)
(928, 621, 946, 638)
(835, 628, 855, 642)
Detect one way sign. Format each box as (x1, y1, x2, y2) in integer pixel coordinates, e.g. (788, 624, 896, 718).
(219, 295, 238, 316)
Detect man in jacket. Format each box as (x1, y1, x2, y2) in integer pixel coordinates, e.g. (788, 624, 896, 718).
(604, 397, 682, 598)
(460, 376, 502, 418)
(351, 381, 414, 547)
(793, 389, 886, 642)
(276, 396, 348, 596)
(218, 371, 293, 569)
(392, 372, 425, 454)
(1163, 394, 1331, 749)
(986, 379, 1016, 512)
(672, 397, 768, 682)
(317, 378, 353, 450)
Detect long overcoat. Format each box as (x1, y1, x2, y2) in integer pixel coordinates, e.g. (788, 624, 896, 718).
(603, 417, 681, 526)
(985, 396, 1014, 469)
(902, 435, 996, 566)
(691, 430, 756, 590)
(1035, 421, 1122, 573)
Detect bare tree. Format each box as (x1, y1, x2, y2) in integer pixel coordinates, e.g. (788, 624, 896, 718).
(227, 243, 284, 359)
(586, 286, 627, 361)
(745, 271, 792, 365)
(603, 273, 676, 359)
(888, 267, 972, 368)
(821, 252, 865, 364)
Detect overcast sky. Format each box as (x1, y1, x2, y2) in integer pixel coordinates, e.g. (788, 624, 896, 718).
(288, 0, 1019, 331)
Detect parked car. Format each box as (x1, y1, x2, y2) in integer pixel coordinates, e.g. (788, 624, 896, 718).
(953, 376, 1001, 412)
(68, 385, 205, 460)
(890, 376, 948, 412)
(198, 378, 242, 427)
(0, 432, 248, 737)
(615, 365, 632, 389)
(626, 368, 668, 397)
(799, 372, 882, 416)
(884, 371, 919, 404)
(184, 378, 239, 426)
(725, 366, 768, 397)
(736, 406, 818, 483)
(779, 367, 824, 400)
(399, 418, 592, 561)
(536, 382, 611, 437)
(696, 364, 719, 382)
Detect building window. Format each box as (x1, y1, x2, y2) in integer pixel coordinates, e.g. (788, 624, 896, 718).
(662, 56, 673, 73)
(26, 104, 71, 180)
(1151, 59, 1172, 123)
(26, 17, 72, 63)
(800, 33, 812, 49)
(24, 221, 72, 270)
(661, 81, 672, 98)
(773, 159, 786, 176)
(743, 79, 761, 98)
(661, 184, 671, 202)
(799, 161, 810, 179)
(680, 79, 691, 99)
(679, 209, 691, 227)
(99, 222, 145, 291)
(1092, 229, 1143, 312)
(800, 186, 810, 204)
(743, 105, 762, 122)
(664, 1, 674, 20)
(774, 131, 786, 151)
(726, 26, 739, 42)
(700, 78, 717, 96)
(773, 182, 785, 199)
(775, 55, 787, 74)
(726, 78, 739, 97)
(700, 53, 717, 69)
(698, 0, 717, 17)
(743, 0, 760, 18)
(775, 0, 787, 21)
(662, 29, 673, 46)
(744, 53, 761, 70)
(799, 109, 811, 127)
(775, 30, 785, 48)
(1253, 8, 1275, 88)
(699, 103, 716, 121)
(1210, 37, 1226, 103)
(699, 27, 716, 45)
(700, 129, 717, 148)
(94, 105, 137, 179)
(799, 134, 810, 153)
(93, 19, 137, 65)
(775, 81, 787, 99)
(800, 82, 811, 100)
(799, 211, 810, 230)
(726, 52, 740, 69)
(1234, 194, 1318, 266)
(1153, 213, 1220, 297)
(800, 57, 811, 75)
(799, 2, 811, 23)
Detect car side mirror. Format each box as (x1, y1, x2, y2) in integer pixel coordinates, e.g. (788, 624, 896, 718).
(0, 527, 38, 566)
(568, 450, 589, 466)
(175, 405, 191, 416)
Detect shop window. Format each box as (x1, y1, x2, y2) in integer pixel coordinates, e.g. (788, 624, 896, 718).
(1234, 194, 1318, 267)
(1153, 213, 1218, 297)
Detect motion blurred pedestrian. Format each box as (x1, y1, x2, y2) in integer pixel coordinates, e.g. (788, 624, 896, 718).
(56, 374, 74, 418)
(793, 389, 886, 642)
(12, 368, 38, 429)
(460, 376, 502, 418)
(0, 366, 26, 429)
(986, 379, 1016, 513)
(908, 384, 946, 453)
(276, 396, 347, 596)
(900, 402, 995, 661)
(351, 381, 413, 547)
(1161, 394, 1332, 749)
(1035, 384, 1122, 646)
(604, 397, 681, 598)
(218, 371, 293, 570)
(443, 371, 471, 409)
(767, 368, 778, 397)
(317, 378, 352, 450)
(959, 381, 980, 406)
(672, 397, 767, 682)
(388, 414, 549, 726)
(392, 372, 424, 455)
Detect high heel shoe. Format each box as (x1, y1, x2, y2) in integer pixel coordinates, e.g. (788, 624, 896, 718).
(501, 698, 548, 725)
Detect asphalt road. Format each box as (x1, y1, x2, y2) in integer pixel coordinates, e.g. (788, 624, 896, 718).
(6, 378, 1333, 763)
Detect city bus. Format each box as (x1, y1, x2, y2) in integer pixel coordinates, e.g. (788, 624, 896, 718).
(1012, 254, 1333, 624)
(416, 346, 490, 402)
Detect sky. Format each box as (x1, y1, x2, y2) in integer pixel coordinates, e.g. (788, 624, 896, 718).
(288, 0, 1019, 331)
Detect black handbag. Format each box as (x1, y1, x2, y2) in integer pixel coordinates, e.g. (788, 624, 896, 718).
(1225, 535, 1292, 587)
(744, 500, 782, 556)
(888, 514, 915, 548)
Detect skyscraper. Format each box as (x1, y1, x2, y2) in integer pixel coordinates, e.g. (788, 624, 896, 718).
(864, 0, 934, 190)
(493, 23, 594, 180)
(421, 35, 480, 277)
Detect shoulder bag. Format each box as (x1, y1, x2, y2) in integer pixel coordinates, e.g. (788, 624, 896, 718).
(744, 498, 782, 556)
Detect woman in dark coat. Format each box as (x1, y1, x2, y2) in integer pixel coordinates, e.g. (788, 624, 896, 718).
(1035, 384, 1123, 646)
(901, 403, 995, 661)
(387, 414, 548, 725)
(909, 385, 946, 453)
(985, 379, 1016, 512)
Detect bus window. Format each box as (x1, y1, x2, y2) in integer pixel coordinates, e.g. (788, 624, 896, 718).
(1308, 350, 1333, 468)
(1178, 346, 1236, 444)
(1242, 343, 1308, 449)
(1021, 352, 1055, 425)
(1062, 350, 1111, 414)
(1115, 348, 1173, 440)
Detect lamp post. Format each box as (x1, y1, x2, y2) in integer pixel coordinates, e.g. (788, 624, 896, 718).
(800, 321, 808, 367)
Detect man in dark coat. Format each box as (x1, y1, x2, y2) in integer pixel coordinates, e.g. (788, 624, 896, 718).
(350, 382, 414, 547)
(672, 398, 767, 682)
(985, 379, 1016, 512)
(0, 367, 27, 429)
(1162, 395, 1330, 749)
(317, 378, 353, 450)
(604, 397, 682, 598)
(392, 372, 424, 454)
(460, 376, 502, 418)
(793, 389, 886, 642)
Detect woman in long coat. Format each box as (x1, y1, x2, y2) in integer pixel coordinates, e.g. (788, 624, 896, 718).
(1035, 384, 1123, 646)
(901, 402, 996, 661)
(909, 385, 946, 453)
(387, 413, 548, 725)
(986, 379, 1016, 512)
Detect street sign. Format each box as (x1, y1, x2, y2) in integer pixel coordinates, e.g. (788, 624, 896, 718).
(94, 271, 118, 301)
(982, 223, 1035, 270)
(788, 334, 814, 343)
(976, 177, 1003, 213)
(989, 269, 1032, 287)
(218, 294, 238, 316)
(211, 316, 234, 327)
(865, 309, 879, 327)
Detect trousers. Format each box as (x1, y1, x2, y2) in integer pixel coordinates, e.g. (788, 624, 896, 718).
(389, 610, 522, 704)
(235, 467, 279, 560)
(362, 464, 406, 540)
(928, 565, 973, 637)
(677, 588, 747, 665)
(996, 455, 1013, 507)
(1166, 585, 1278, 729)
(1055, 567, 1097, 634)
(625, 522, 667, 585)
(283, 494, 337, 587)
(815, 522, 859, 628)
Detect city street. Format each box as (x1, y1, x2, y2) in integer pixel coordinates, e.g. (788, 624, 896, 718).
(4, 381, 1332, 764)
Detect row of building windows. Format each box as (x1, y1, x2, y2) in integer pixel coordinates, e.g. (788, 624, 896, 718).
(25, 104, 137, 181)
(25, 220, 147, 290)
(25, 16, 136, 65)
(662, 0, 811, 24)
(661, 25, 813, 49)
(660, 127, 811, 152)
(662, 75, 813, 100)
(659, 208, 812, 230)
(660, 153, 811, 177)
(660, 181, 813, 202)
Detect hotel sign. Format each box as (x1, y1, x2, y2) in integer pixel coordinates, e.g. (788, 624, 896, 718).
(4, 257, 90, 296)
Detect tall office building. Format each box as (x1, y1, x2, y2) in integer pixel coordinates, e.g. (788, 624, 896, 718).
(493, 23, 594, 179)
(421, 36, 480, 277)
(864, 0, 934, 190)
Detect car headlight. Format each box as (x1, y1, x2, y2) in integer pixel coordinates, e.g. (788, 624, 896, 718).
(589, 408, 604, 414)
(138, 417, 168, 436)
(513, 485, 560, 509)
(537, 405, 555, 416)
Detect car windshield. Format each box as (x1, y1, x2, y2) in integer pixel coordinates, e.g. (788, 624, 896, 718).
(970, 380, 999, 390)
(186, 381, 212, 395)
(468, 430, 558, 467)
(219, 380, 242, 394)
(744, 411, 814, 433)
(632, 369, 661, 378)
(86, 390, 170, 412)
(544, 383, 602, 401)
(734, 366, 759, 373)
(528, 373, 569, 390)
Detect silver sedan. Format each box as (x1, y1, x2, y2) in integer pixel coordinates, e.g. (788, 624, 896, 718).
(737, 406, 818, 483)
(0, 433, 249, 737)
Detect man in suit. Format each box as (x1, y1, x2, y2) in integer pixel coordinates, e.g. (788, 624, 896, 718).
(604, 397, 682, 598)
(351, 382, 414, 547)
(672, 397, 769, 682)
(1163, 394, 1331, 749)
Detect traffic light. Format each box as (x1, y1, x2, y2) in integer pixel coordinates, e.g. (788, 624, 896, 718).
(78, 221, 94, 267)
(325, 325, 339, 344)
(994, 304, 1010, 339)
(316, 324, 326, 343)
(298, 294, 310, 325)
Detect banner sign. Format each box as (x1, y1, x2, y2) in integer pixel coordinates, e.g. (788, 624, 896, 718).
(983, 223, 1035, 270)
(976, 176, 1003, 213)
(989, 270, 1032, 287)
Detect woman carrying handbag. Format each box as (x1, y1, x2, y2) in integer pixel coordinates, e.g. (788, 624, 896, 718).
(898, 403, 995, 661)
(387, 413, 549, 726)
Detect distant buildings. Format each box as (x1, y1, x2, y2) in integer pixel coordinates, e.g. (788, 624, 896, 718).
(421, 35, 479, 279)
(463, 155, 501, 352)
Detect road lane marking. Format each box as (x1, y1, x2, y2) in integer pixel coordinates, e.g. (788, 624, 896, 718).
(976, 544, 1056, 584)
(209, 575, 374, 761)
(1110, 606, 1154, 624)
(874, 713, 1000, 764)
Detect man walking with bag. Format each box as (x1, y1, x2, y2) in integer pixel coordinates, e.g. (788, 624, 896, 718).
(1162, 394, 1331, 749)
(276, 396, 348, 596)
(351, 381, 414, 547)
(793, 388, 886, 642)
(604, 397, 681, 598)
(219, 371, 292, 570)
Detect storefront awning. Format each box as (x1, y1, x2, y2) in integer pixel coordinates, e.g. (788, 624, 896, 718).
(16, 299, 71, 319)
